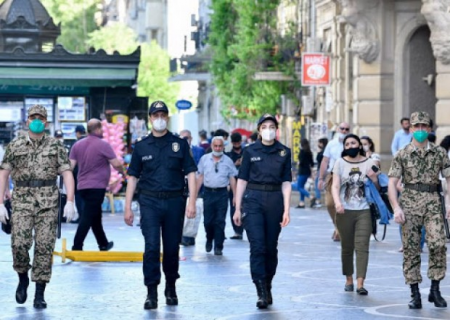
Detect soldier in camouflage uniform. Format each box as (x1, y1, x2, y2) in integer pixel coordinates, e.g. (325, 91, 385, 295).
(388, 111, 450, 309)
(0, 105, 76, 309)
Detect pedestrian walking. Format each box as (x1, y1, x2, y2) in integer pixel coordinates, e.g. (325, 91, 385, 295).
(197, 136, 237, 255)
(296, 138, 314, 208)
(0, 105, 75, 309)
(391, 117, 412, 155)
(331, 133, 379, 295)
(233, 114, 291, 309)
(69, 119, 123, 251)
(388, 111, 450, 309)
(124, 101, 197, 310)
(360, 136, 381, 168)
(313, 137, 328, 208)
(226, 132, 244, 239)
(318, 123, 350, 241)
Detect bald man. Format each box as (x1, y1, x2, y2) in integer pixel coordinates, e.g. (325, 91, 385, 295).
(317, 122, 351, 241)
(69, 119, 124, 251)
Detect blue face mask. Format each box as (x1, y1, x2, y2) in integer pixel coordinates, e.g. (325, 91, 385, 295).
(224, 140, 229, 146)
(29, 119, 45, 134)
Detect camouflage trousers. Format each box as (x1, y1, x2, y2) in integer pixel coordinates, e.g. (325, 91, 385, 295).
(11, 207, 58, 283)
(401, 190, 447, 284)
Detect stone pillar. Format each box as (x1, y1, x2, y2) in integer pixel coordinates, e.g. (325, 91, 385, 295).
(435, 61, 450, 138)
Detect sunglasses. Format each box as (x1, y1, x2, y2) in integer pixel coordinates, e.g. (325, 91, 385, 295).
(340, 127, 350, 131)
(215, 162, 219, 173)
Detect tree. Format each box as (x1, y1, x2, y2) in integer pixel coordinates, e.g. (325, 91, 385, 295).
(86, 23, 180, 112)
(40, 0, 101, 53)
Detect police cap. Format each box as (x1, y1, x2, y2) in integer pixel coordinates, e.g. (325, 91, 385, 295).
(75, 125, 86, 134)
(149, 100, 169, 115)
(28, 105, 47, 119)
(410, 111, 430, 126)
(257, 113, 278, 128)
(54, 130, 63, 138)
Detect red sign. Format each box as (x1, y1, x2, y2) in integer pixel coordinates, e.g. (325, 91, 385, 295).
(301, 53, 331, 86)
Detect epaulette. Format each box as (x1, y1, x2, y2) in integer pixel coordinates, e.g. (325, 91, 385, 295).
(135, 135, 150, 143)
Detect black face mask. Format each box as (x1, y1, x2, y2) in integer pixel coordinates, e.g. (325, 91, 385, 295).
(345, 147, 360, 158)
(233, 146, 241, 151)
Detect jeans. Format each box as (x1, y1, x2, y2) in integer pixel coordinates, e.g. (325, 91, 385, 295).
(72, 189, 108, 250)
(297, 174, 311, 201)
(314, 175, 321, 200)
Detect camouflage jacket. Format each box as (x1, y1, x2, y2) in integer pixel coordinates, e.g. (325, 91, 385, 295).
(388, 142, 450, 184)
(0, 134, 71, 181)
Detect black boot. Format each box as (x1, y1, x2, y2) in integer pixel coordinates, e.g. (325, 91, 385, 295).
(33, 282, 47, 309)
(254, 280, 269, 309)
(266, 277, 273, 305)
(15, 272, 29, 304)
(144, 285, 158, 309)
(429, 280, 447, 308)
(408, 283, 422, 309)
(165, 281, 178, 306)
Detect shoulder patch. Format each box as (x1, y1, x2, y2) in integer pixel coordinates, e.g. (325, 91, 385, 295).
(279, 149, 287, 157)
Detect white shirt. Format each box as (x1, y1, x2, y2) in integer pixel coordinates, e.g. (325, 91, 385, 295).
(197, 153, 238, 188)
(323, 138, 344, 172)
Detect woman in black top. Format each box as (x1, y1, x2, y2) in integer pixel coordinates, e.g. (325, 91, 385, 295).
(233, 114, 292, 309)
(296, 138, 314, 208)
(314, 137, 328, 207)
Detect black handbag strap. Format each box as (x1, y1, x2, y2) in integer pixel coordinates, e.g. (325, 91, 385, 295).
(373, 224, 387, 242)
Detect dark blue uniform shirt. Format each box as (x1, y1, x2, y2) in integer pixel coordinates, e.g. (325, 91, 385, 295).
(128, 131, 197, 191)
(238, 140, 292, 184)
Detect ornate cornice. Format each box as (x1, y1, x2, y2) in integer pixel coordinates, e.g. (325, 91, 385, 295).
(337, 0, 380, 63)
(421, 0, 450, 64)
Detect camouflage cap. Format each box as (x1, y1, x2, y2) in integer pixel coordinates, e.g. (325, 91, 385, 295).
(28, 104, 48, 119)
(410, 111, 430, 126)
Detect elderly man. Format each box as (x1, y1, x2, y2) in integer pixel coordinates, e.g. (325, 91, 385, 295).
(0, 105, 75, 309)
(197, 136, 237, 255)
(318, 122, 350, 241)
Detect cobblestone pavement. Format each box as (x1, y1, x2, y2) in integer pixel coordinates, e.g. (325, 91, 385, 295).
(1, 206, 450, 320)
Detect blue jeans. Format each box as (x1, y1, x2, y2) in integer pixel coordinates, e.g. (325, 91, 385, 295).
(297, 174, 311, 201)
(399, 225, 426, 249)
(314, 175, 321, 200)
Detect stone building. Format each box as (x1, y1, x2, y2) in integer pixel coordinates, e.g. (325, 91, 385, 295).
(314, 0, 450, 163)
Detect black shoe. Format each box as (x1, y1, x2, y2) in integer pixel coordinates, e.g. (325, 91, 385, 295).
(70, 219, 79, 224)
(15, 272, 29, 304)
(254, 280, 269, 309)
(144, 285, 158, 309)
(214, 248, 223, 256)
(356, 287, 368, 295)
(33, 282, 47, 309)
(409, 283, 422, 309)
(165, 283, 178, 306)
(230, 234, 243, 240)
(429, 280, 447, 308)
(99, 241, 114, 251)
(295, 204, 305, 209)
(205, 241, 212, 253)
(266, 280, 273, 305)
(180, 241, 191, 246)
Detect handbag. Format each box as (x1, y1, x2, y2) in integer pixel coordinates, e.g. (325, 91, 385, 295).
(1, 199, 12, 235)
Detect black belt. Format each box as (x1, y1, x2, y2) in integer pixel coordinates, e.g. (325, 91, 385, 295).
(404, 184, 439, 193)
(247, 183, 281, 192)
(139, 189, 184, 199)
(15, 180, 56, 188)
(204, 187, 227, 192)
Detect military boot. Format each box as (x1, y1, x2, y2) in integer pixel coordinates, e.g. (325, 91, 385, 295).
(15, 272, 29, 304)
(144, 285, 158, 309)
(33, 282, 47, 309)
(165, 281, 178, 306)
(408, 283, 422, 309)
(266, 277, 273, 305)
(254, 280, 269, 309)
(429, 280, 447, 308)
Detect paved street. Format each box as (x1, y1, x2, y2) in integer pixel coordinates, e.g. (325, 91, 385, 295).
(1, 205, 450, 320)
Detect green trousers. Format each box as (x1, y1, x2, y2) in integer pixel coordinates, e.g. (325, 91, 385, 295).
(336, 209, 372, 279)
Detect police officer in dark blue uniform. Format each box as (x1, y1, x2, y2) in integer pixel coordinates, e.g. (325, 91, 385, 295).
(124, 101, 197, 310)
(233, 114, 292, 309)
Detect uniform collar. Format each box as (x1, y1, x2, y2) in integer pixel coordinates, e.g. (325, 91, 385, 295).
(147, 131, 173, 144)
(26, 133, 47, 146)
(408, 141, 436, 153)
(253, 139, 283, 153)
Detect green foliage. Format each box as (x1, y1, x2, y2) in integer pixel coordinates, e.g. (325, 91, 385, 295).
(86, 24, 179, 112)
(209, 0, 301, 120)
(40, 0, 100, 53)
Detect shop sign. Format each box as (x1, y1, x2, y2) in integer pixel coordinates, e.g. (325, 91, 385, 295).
(175, 100, 192, 110)
(292, 120, 302, 163)
(301, 53, 331, 86)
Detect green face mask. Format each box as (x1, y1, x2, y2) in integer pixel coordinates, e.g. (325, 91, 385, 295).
(413, 130, 428, 143)
(29, 119, 45, 134)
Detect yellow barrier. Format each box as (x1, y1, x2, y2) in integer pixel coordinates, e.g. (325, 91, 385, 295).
(53, 238, 145, 263)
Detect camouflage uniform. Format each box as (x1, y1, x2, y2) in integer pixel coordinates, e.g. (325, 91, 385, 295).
(0, 109, 71, 283)
(389, 129, 450, 285)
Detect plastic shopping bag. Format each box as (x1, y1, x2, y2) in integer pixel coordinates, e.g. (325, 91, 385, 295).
(182, 198, 203, 238)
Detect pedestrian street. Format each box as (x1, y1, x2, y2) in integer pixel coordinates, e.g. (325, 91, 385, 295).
(1, 206, 450, 320)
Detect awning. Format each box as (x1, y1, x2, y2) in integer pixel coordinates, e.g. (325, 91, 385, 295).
(0, 67, 137, 87)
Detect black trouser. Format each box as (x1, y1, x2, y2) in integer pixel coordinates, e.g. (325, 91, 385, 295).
(228, 189, 243, 235)
(72, 189, 108, 250)
(74, 189, 84, 220)
(203, 189, 228, 250)
(242, 189, 283, 282)
(139, 194, 186, 286)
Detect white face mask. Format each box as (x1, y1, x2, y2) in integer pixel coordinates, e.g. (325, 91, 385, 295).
(212, 151, 223, 157)
(261, 129, 276, 142)
(339, 133, 347, 140)
(152, 118, 167, 132)
(363, 145, 370, 152)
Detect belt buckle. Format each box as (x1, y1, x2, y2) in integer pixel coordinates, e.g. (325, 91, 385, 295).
(159, 192, 168, 199)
